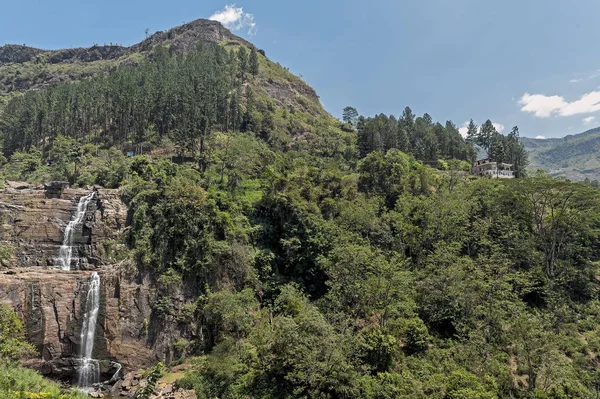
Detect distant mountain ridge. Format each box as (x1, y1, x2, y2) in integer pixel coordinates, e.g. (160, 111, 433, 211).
(521, 127, 600, 181)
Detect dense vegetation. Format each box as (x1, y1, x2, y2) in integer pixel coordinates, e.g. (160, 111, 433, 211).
(353, 108, 476, 163)
(2, 38, 599, 399)
(120, 147, 600, 399)
(466, 119, 529, 177)
(1, 44, 242, 157)
(0, 304, 86, 399)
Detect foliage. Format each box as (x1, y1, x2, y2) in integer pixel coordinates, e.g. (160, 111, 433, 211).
(0, 362, 87, 399)
(0, 304, 36, 360)
(0, 28, 597, 399)
(134, 362, 164, 399)
(357, 108, 477, 164)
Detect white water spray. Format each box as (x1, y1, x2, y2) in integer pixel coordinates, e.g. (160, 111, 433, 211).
(58, 193, 95, 270)
(77, 272, 100, 388)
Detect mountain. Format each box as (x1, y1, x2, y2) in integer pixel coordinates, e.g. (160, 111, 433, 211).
(2, 16, 600, 399)
(0, 19, 326, 118)
(521, 127, 600, 181)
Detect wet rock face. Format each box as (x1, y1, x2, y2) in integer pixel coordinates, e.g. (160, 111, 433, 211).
(0, 183, 126, 268)
(0, 182, 194, 380)
(0, 267, 158, 376)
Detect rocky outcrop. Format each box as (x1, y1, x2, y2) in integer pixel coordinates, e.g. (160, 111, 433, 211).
(116, 370, 197, 399)
(0, 182, 195, 383)
(130, 19, 255, 54)
(0, 266, 159, 377)
(0, 19, 249, 67)
(0, 182, 126, 268)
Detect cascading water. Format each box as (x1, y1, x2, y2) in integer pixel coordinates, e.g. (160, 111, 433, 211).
(77, 272, 101, 388)
(58, 193, 95, 271)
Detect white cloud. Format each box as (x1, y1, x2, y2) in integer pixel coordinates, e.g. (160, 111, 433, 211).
(458, 121, 469, 138)
(518, 91, 600, 118)
(535, 135, 546, 139)
(570, 78, 582, 83)
(518, 93, 567, 118)
(583, 116, 596, 125)
(492, 123, 505, 133)
(209, 4, 257, 36)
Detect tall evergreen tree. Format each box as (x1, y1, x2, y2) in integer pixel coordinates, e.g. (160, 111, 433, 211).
(478, 120, 497, 154)
(249, 47, 259, 76)
(238, 47, 248, 81)
(342, 106, 359, 127)
(466, 119, 478, 144)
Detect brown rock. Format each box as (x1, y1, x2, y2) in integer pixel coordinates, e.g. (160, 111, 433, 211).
(162, 384, 173, 394)
(173, 389, 197, 399)
(0, 185, 192, 379)
(0, 186, 126, 268)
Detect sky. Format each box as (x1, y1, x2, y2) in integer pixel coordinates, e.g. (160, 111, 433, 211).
(2, 0, 600, 139)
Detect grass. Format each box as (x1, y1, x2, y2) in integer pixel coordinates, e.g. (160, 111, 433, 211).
(0, 361, 87, 399)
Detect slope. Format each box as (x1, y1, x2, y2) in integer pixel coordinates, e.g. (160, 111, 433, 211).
(522, 127, 600, 181)
(0, 19, 327, 119)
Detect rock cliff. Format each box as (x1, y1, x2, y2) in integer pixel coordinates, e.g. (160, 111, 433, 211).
(0, 266, 159, 379)
(0, 182, 126, 268)
(0, 183, 187, 381)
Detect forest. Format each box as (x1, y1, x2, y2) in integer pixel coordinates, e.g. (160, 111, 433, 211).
(1, 42, 599, 399)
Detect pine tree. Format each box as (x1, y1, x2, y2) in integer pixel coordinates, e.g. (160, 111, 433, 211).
(249, 47, 259, 76)
(400, 107, 415, 153)
(478, 120, 496, 154)
(238, 47, 248, 81)
(466, 119, 478, 143)
(342, 106, 358, 126)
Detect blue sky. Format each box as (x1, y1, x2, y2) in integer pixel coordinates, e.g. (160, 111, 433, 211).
(2, 0, 600, 138)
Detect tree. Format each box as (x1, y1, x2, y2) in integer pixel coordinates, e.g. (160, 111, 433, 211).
(488, 132, 506, 164)
(514, 174, 600, 279)
(48, 135, 83, 182)
(342, 106, 359, 127)
(478, 120, 497, 154)
(506, 126, 529, 178)
(238, 47, 248, 80)
(466, 119, 478, 144)
(0, 303, 36, 360)
(135, 362, 164, 399)
(249, 47, 259, 76)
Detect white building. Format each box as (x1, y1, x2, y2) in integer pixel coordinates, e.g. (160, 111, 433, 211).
(472, 159, 515, 179)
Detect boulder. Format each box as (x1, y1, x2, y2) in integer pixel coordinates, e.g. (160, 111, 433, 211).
(5, 181, 32, 190)
(43, 181, 69, 198)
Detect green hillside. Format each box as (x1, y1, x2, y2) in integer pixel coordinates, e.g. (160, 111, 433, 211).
(1, 17, 600, 399)
(522, 127, 600, 181)
(0, 19, 325, 120)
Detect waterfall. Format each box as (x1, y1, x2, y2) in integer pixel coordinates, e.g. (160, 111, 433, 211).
(77, 272, 101, 388)
(58, 193, 95, 271)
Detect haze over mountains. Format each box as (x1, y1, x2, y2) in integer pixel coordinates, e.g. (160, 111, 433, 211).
(522, 126, 600, 181)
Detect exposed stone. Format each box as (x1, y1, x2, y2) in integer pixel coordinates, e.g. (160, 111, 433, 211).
(162, 384, 173, 394)
(0, 267, 158, 376)
(173, 389, 197, 399)
(0, 184, 192, 381)
(0, 186, 126, 268)
(110, 378, 123, 395)
(5, 181, 33, 190)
